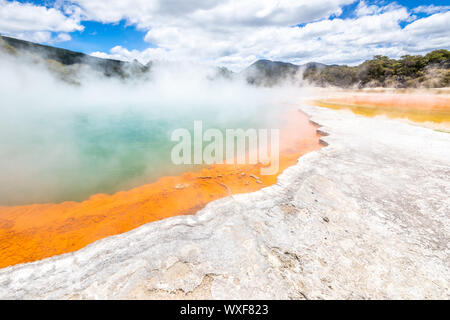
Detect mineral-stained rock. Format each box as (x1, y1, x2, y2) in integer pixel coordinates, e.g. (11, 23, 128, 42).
(0, 105, 449, 299)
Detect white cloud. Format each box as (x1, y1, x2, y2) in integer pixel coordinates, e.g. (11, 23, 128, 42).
(405, 11, 450, 36)
(2, 0, 450, 71)
(80, 1, 449, 71)
(91, 45, 170, 63)
(55, 32, 71, 42)
(355, 0, 380, 16)
(90, 2, 445, 71)
(8, 31, 53, 43)
(355, 0, 404, 17)
(73, 0, 355, 27)
(0, 0, 83, 42)
(413, 5, 450, 15)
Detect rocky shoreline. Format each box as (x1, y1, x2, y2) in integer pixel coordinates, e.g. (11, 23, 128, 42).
(0, 105, 449, 299)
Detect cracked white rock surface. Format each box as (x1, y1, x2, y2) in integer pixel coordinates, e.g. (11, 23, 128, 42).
(0, 105, 449, 299)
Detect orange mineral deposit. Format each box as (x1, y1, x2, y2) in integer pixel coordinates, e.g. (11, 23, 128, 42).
(314, 91, 450, 124)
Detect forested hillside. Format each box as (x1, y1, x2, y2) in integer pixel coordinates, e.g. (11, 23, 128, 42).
(303, 50, 450, 88)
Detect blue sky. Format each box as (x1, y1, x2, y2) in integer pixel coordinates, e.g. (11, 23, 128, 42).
(57, 20, 151, 53)
(3, 0, 154, 53)
(1, 0, 449, 70)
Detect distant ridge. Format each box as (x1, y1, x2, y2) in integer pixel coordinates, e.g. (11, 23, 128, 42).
(242, 59, 330, 86)
(0, 35, 150, 78)
(1, 35, 449, 88)
(243, 51, 450, 88)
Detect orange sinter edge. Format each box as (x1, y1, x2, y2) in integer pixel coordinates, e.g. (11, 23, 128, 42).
(0, 108, 323, 269)
(313, 93, 450, 124)
(322, 93, 450, 111)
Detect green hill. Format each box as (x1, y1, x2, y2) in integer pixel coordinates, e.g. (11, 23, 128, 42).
(302, 50, 450, 88)
(0, 35, 150, 79)
(244, 50, 450, 88)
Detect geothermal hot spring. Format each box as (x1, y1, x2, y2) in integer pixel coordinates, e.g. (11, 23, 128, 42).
(0, 57, 322, 268)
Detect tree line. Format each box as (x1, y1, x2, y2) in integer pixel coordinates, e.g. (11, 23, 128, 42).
(303, 49, 450, 88)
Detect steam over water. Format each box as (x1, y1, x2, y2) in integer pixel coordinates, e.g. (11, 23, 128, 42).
(0, 53, 308, 205)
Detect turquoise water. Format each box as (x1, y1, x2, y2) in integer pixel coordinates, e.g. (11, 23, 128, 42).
(0, 103, 282, 205)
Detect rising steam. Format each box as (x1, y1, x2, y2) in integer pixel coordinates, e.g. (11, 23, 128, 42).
(0, 48, 313, 205)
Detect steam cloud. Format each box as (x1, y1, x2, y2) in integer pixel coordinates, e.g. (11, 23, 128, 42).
(0, 50, 312, 205)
